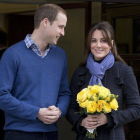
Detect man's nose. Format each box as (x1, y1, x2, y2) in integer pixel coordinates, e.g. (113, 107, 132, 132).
(61, 29, 65, 36)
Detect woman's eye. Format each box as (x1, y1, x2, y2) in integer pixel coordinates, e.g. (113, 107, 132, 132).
(91, 40, 96, 42)
(101, 39, 106, 42)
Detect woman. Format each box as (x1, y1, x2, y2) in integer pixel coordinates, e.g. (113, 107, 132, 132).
(66, 21, 140, 140)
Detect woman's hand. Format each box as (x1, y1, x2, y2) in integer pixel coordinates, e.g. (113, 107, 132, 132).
(80, 113, 108, 129)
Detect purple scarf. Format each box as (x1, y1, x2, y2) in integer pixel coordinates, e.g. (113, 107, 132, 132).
(86, 51, 115, 86)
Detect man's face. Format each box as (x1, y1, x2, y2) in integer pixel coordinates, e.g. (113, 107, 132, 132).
(46, 12, 67, 45)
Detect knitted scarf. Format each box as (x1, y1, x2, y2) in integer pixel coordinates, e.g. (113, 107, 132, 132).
(86, 51, 115, 86)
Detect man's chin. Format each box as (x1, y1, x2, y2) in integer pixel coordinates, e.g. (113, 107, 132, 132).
(50, 42, 57, 45)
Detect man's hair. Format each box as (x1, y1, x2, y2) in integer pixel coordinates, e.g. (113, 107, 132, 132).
(0, 27, 7, 47)
(34, 4, 66, 29)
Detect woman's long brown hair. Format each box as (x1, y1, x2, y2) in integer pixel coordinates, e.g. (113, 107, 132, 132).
(80, 21, 125, 66)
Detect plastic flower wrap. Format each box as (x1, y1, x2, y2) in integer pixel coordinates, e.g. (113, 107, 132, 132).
(76, 84, 118, 139)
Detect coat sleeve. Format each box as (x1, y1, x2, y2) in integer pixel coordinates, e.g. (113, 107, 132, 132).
(56, 54, 71, 118)
(0, 49, 39, 121)
(111, 66, 140, 128)
(66, 68, 86, 134)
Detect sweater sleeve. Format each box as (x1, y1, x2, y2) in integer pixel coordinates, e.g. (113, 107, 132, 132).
(66, 68, 86, 134)
(56, 54, 71, 118)
(0, 49, 39, 120)
(111, 66, 140, 128)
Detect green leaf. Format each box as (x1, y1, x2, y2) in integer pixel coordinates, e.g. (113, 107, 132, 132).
(98, 83, 101, 86)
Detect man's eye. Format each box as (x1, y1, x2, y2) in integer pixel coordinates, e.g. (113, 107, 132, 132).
(59, 26, 63, 29)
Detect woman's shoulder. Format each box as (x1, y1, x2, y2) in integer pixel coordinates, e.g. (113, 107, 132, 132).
(113, 61, 132, 71)
(112, 61, 133, 79)
(114, 61, 128, 68)
(74, 66, 89, 75)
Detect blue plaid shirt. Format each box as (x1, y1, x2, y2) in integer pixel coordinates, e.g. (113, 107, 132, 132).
(24, 34, 52, 58)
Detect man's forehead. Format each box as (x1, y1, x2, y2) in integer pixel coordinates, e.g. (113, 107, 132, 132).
(55, 12, 67, 20)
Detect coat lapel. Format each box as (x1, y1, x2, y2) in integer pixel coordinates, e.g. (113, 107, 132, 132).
(102, 61, 124, 89)
(77, 61, 124, 90)
(77, 67, 91, 90)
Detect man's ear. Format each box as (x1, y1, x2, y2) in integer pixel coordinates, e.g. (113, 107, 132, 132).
(42, 18, 50, 28)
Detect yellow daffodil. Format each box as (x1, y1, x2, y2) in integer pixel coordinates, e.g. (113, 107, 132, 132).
(77, 89, 87, 103)
(87, 101, 97, 113)
(86, 90, 94, 99)
(79, 100, 88, 108)
(110, 98, 118, 110)
(97, 107, 102, 112)
(105, 96, 111, 101)
(103, 102, 111, 113)
(88, 85, 100, 94)
(98, 100, 106, 105)
(90, 96, 98, 102)
(99, 86, 110, 99)
(96, 100, 105, 113)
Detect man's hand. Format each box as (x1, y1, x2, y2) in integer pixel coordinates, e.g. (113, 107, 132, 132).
(37, 106, 61, 124)
(45, 105, 61, 124)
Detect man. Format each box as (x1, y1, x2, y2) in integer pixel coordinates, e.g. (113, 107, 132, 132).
(0, 26, 7, 140)
(0, 4, 70, 140)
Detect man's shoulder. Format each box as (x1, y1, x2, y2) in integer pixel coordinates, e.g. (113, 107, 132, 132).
(51, 45, 66, 55)
(9, 40, 25, 50)
(0, 48, 7, 59)
(4, 40, 25, 55)
(2, 40, 25, 58)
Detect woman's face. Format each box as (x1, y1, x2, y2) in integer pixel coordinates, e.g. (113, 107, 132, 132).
(90, 29, 112, 61)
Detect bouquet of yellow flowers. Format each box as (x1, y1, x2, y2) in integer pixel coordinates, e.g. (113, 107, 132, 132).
(76, 84, 119, 139)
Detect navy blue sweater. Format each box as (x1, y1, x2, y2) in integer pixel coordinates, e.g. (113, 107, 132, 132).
(0, 41, 70, 132)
